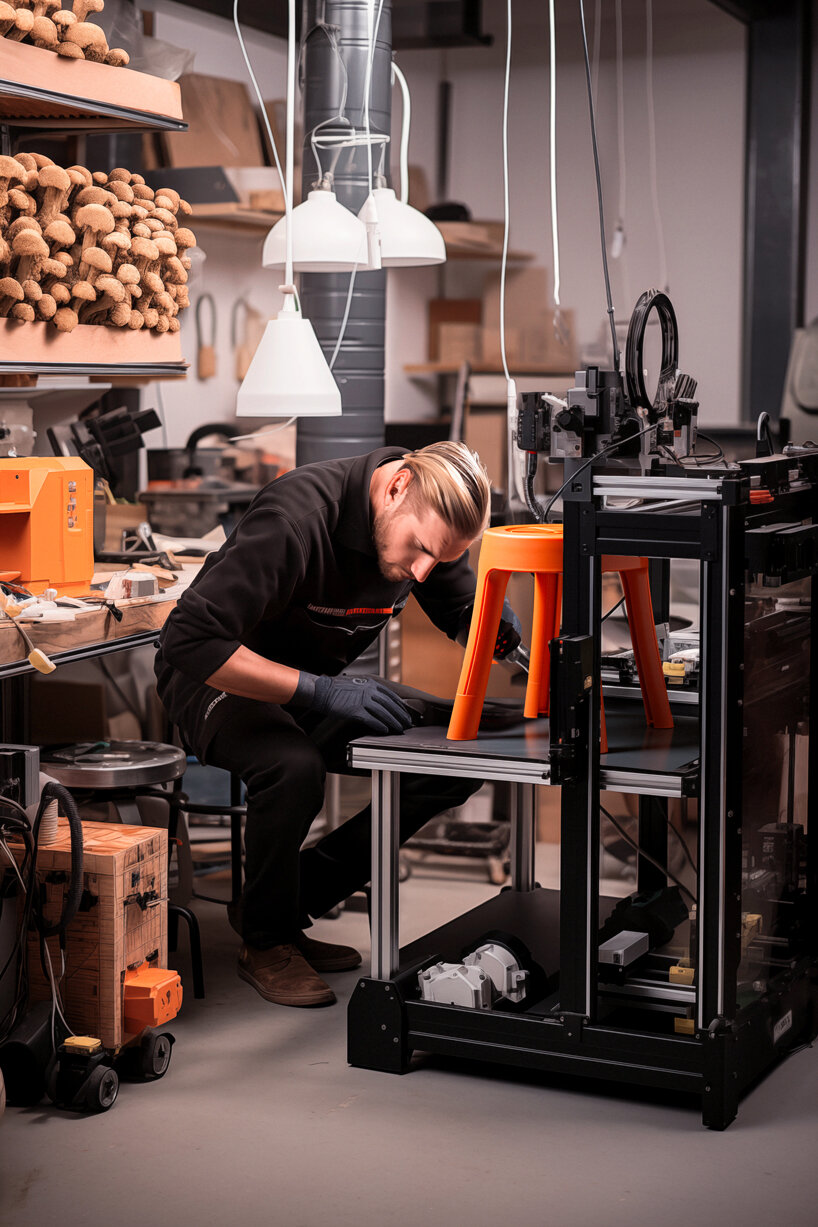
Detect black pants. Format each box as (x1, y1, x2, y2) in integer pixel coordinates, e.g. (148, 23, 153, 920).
(179, 689, 481, 948)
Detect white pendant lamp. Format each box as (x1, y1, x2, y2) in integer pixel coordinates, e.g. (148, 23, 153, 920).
(235, 0, 341, 419)
(359, 186, 446, 267)
(236, 293, 341, 417)
(262, 187, 370, 273)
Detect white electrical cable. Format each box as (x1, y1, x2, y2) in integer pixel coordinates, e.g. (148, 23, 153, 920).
(548, 0, 560, 310)
(330, 266, 359, 370)
(612, 0, 631, 309)
(363, 0, 387, 194)
(499, 0, 514, 388)
(591, 0, 602, 109)
(233, 1, 286, 193)
(230, 417, 297, 443)
(284, 0, 296, 290)
(391, 61, 411, 205)
(645, 0, 668, 292)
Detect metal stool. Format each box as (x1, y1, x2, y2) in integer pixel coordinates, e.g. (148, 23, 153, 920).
(40, 740, 205, 999)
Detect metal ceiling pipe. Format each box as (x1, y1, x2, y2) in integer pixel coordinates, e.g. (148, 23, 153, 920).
(297, 0, 393, 467)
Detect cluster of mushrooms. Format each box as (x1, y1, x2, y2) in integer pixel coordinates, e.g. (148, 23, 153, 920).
(0, 154, 196, 333)
(0, 0, 129, 66)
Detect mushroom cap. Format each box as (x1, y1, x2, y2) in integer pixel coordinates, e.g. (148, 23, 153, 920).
(54, 251, 73, 269)
(37, 163, 71, 194)
(132, 184, 155, 202)
(143, 270, 164, 294)
(75, 203, 116, 236)
(11, 303, 36, 323)
(106, 49, 130, 67)
(155, 291, 174, 312)
(56, 42, 84, 60)
(168, 316, 181, 332)
(42, 258, 67, 278)
(173, 227, 196, 250)
(53, 11, 77, 29)
(76, 0, 105, 13)
(154, 192, 178, 211)
(131, 222, 152, 239)
(44, 218, 75, 248)
(38, 294, 57, 321)
(31, 155, 54, 169)
(66, 21, 108, 51)
(9, 188, 36, 214)
(110, 200, 132, 220)
(21, 279, 43, 302)
(0, 3, 15, 19)
(0, 236, 8, 263)
(31, 16, 58, 47)
(75, 186, 115, 208)
(110, 301, 132, 327)
(130, 237, 159, 263)
(142, 307, 159, 329)
(12, 9, 33, 34)
(83, 246, 113, 273)
(15, 153, 37, 172)
(12, 230, 49, 260)
(7, 217, 42, 240)
(129, 204, 149, 222)
(107, 179, 134, 204)
(143, 217, 162, 233)
(66, 164, 92, 187)
(128, 310, 144, 330)
(0, 278, 24, 302)
(131, 173, 146, 186)
(102, 231, 130, 254)
(95, 275, 126, 303)
(154, 234, 177, 257)
(178, 198, 193, 216)
(0, 155, 26, 184)
(116, 263, 140, 285)
(164, 256, 188, 285)
(50, 283, 71, 304)
(53, 307, 79, 333)
(108, 168, 132, 183)
(71, 281, 97, 302)
(151, 207, 177, 230)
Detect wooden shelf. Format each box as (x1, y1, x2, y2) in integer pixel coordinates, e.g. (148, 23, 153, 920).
(404, 362, 575, 376)
(0, 38, 185, 133)
(188, 207, 282, 233)
(437, 221, 532, 263)
(0, 321, 187, 379)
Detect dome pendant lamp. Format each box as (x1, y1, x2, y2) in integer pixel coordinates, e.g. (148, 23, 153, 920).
(236, 0, 341, 418)
(262, 185, 370, 274)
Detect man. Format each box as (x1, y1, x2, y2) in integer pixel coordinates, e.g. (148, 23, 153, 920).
(155, 441, 521, 1008)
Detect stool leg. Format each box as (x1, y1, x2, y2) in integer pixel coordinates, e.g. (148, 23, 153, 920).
(526, 573, 560, 718)
(448, 568, 510, 740)
(621, 564, 673, 730)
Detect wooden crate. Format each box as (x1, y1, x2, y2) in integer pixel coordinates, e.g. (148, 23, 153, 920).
(12, 819, 169, 1050)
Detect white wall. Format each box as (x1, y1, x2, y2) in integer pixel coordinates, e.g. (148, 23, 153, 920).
(138, 0, 815, 447)
(386, 0, 748, 426)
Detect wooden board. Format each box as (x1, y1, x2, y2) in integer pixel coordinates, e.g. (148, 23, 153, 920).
(0, 595, 176, 672)
(0, 320, 184, 368)
(0, 38, 183, 124)
(10, 819, 170, 1049)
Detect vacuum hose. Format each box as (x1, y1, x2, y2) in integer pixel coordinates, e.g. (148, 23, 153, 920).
(31, 783, 83, 937)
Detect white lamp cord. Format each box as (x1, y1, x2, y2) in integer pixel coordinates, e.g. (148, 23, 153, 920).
(548, 0, 560, 314)
(391, 60, 411, 205)
(233, 1, 286, 204)
(645, 0, 668, 292)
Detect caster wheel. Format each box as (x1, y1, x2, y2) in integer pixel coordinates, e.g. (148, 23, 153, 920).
(140, 1030, 174, 1080)
(83, 1065, 119, 1113)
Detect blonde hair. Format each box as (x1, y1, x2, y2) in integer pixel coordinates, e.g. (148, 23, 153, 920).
(398, 441, 491, 539)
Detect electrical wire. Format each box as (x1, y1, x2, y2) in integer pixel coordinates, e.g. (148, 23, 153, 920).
(363, 0, 387, 195)
(590, 0, 602, 109)
(499, 0, 514, 387)
(330, 265, 359, 370)
(233, 0, 285, 192)
(230, 417, 297, 443)
(612, 0, 632, 311)
(601, 595, 625, 623)
(600, 804, 696, 906)
(578, 0, 620, 371)
(391, 61, 411, 205)
(645, 0, 668, 292)
(548, 0, 561, 312)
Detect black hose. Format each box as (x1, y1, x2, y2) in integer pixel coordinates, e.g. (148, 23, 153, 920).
(625, 289, 678, 412)
(523, 452, 546, 522)
(31, 783, 84, 938)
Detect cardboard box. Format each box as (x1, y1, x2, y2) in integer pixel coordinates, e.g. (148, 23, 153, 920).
(522, 308, 578, 372)
(464, 408, 508, 490)
(438, 322, 482, 365)
(12, 819, 169, 1048)
(482, 266, 552, 333)
(480, 325, 523, 368)
(163, 74, 265, 169)
(428, 298, 482, 362)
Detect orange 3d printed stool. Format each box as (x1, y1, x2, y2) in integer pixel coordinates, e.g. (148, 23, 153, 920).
(447, 524, 673, 747)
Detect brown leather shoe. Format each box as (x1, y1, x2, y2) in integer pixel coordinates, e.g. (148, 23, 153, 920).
(237, 943, 336, 1007)
(296, 932, 362, 973)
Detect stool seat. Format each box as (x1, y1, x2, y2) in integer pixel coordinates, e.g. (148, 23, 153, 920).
(448, 524, 673, 743)
(41, 741, 187, 790)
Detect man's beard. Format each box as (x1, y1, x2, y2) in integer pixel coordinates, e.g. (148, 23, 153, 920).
(372, 508, 406, 582)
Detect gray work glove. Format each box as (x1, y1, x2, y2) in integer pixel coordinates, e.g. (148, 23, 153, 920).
(456, 598, 523, 660)
(292, 672, 414, 735)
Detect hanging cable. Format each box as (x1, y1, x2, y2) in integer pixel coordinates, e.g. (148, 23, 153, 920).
(499, 0, 514, 388)
(391, 61, 411, 205)
(578, 0, 620, 372)
(645, 0, 668, 292)
(601, 805, 696, 906)
(363, 0, 387, 194)
(590, 0, 602, 108)
(233, 0, 285, 192)
(611, 0, 631, 311)
(538, 421, 656, 522)
(548, 0, 561, 312)
(330, 265, 359, 370)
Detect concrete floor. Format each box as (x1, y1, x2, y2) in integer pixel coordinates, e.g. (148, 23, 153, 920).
(2, 847, 818, 1227)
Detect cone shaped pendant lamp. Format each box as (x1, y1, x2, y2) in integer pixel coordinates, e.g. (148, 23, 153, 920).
(236, 0, 341, 418)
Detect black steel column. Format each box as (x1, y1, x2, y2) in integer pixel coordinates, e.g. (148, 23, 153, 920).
(742, 0, 811, 422)
(297, 0, 392, 466)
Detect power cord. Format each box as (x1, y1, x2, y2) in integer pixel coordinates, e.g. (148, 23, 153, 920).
(601, 804, 696, 906)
